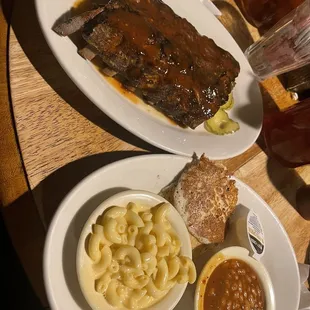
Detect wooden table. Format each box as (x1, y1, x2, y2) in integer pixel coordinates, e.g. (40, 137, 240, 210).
(1, 0, 309, 307)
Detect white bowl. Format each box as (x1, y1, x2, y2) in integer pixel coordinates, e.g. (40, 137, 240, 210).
(195, 246, 276, 310)
(76, 190, 192, 310)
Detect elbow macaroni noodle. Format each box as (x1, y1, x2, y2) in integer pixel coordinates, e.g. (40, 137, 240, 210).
(86, 202, 196, 309)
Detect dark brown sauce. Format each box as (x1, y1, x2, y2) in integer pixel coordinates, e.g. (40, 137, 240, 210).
(107, 10, 154, 52)
(106, 77, 140, 103)
(104, 4, 197, 92)
(91, 56, 178, 125)
(74, 0, 211, 95)
(118, 0, 233, 85)
(70, 0, 191, 125)
(72, 0, 139, 104)
(70, 0, 110, 48)
(91, 56, 139, 104)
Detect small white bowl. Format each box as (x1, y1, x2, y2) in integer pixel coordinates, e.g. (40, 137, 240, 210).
(76, 190, 192, 310)
(195, 246, 275, 310)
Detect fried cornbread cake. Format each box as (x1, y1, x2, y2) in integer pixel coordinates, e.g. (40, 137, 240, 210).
(161, 155, 238, 244)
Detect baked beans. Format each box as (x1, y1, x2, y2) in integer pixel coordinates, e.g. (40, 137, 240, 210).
(204, 259, 264, 310)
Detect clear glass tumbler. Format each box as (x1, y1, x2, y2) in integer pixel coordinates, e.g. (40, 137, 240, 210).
(245, 0, 310, 80)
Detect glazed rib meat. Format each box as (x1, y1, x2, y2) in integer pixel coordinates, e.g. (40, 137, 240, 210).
(54, 0, 240, 128)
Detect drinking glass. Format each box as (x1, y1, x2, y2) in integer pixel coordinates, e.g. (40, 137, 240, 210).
(235, 0, 304, 31)
(245, 0, 310, 81)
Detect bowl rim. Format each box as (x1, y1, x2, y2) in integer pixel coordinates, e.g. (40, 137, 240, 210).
(76, 189, 192, 310)
(195, 246, 276, 310)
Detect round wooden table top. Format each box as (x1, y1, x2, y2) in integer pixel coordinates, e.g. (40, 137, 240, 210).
(2, 0, 310, 306)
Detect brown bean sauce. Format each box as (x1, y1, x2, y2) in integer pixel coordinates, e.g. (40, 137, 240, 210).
(204, 259, 265, 310)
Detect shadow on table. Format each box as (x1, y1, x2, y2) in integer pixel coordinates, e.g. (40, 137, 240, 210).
(266, 156, 306, 211)
(1, 199, 46, 310)
(2, 0, 14, 22)
(10, 0, 161, 153)
(30, 149, 149, 310)
(32, 150, 149, 227)
(233, 79, 264, 130)
(1, 150, 150, 309)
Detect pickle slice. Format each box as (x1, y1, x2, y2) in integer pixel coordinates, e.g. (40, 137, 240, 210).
(221, 93, 234, 110)
(204, 109, 240, 135)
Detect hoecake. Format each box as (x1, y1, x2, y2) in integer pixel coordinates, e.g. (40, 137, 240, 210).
(161, 155, 238, 244)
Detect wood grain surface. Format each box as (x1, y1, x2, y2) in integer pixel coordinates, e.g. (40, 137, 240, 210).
(0, 0, 27, 206)
(0, 0, 48, 307)
(3, 0, 310, 305)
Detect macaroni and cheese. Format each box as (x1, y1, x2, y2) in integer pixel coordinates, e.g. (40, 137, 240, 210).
(86, 202, 196, 309)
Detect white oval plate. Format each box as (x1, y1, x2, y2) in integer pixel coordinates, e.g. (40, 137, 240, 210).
(35, 0, 263, 159)
(44, 154, 299, 310)
(77, 190, 191, 310)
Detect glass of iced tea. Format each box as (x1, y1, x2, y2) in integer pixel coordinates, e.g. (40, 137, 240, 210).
(235, 0, 305, 31)
(263, 99, 310, 168)
(244, 0, 310, 81)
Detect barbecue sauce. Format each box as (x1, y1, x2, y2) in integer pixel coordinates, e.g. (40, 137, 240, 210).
(71, 0, 239, 127)
(72, 0, 197, 96)
(75, 0, 238, 117)
(91, 56, 139, 103)
(106, 9, 196, 92)
(72, 0, 180, 125)
(91, 56, 178, 125)
(70, 0, 109, 48)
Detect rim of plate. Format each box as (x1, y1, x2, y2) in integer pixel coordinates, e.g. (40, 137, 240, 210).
(43, 154, 300, 310)
(34, 0, 263, 159)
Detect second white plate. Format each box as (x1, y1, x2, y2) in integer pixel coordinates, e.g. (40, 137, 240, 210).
(44, 154, 300, 310)
(36, 0, 263, 159)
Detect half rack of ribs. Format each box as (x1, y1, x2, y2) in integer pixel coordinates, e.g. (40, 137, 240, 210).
(54, 0, 240, 129)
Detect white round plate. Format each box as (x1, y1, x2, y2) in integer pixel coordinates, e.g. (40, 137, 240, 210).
(35, 0, 263, 159)
(77, 190, 191, 310)
(44, 154, 299, 310)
